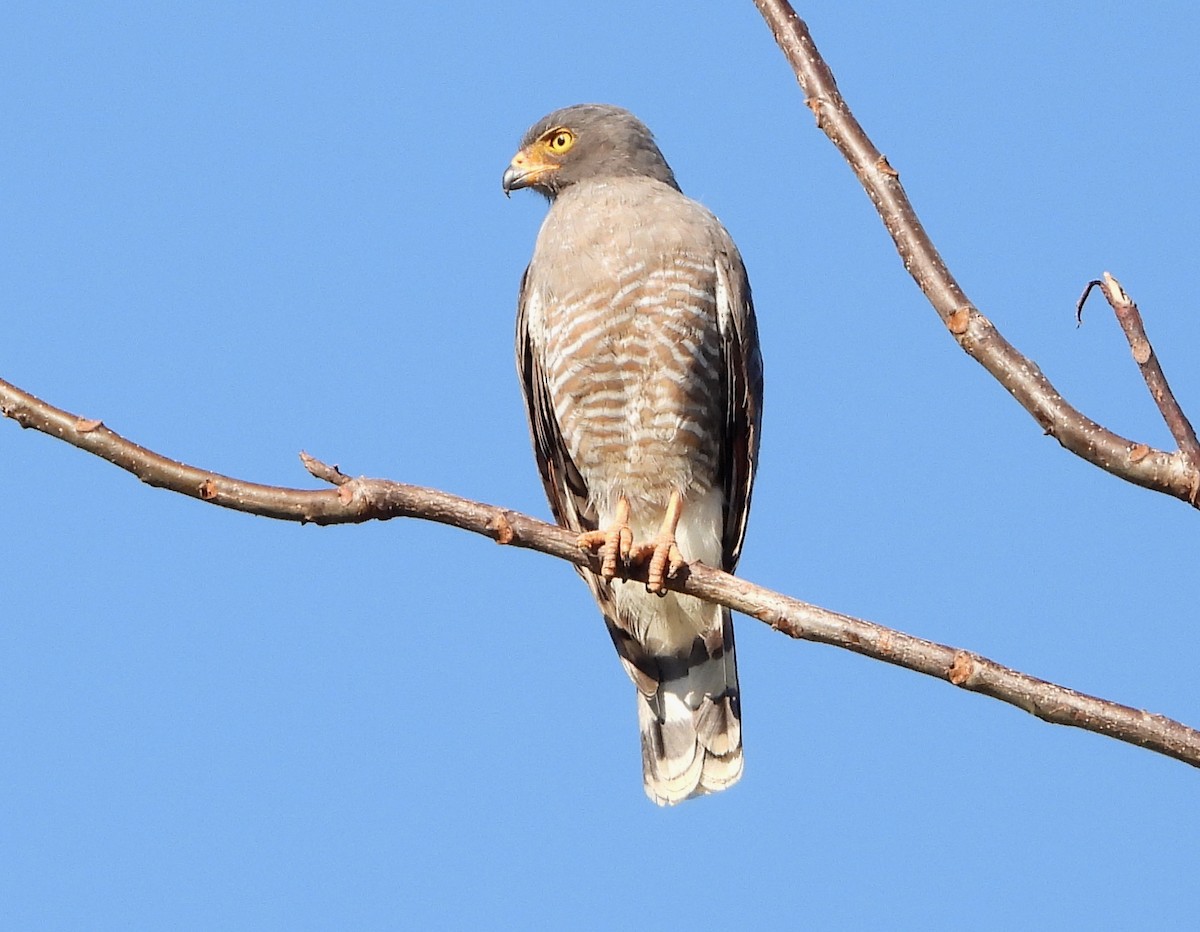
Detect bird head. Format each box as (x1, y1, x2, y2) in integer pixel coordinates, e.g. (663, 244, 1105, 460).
(502, 103, 679, 199)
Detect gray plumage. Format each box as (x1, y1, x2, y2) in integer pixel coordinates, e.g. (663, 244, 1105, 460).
(505, 104, 763, 805)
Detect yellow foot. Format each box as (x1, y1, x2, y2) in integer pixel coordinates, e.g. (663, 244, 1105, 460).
(577, 497, 632, 580)
(631, 535, 685, 594)
(630, 490, 686, 594)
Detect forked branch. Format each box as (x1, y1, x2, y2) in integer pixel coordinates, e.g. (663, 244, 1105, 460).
(751, 0, 1200, 505)
(1078, 273, 1200, 487)
(3, 375, 1199, 768)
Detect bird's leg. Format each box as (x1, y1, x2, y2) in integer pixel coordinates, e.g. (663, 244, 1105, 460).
(576, 496, 634, 580)
(631, 490, 685, 595)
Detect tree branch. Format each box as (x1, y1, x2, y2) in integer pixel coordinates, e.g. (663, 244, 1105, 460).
(1078, 273, 1200, 488)
(751, 0, 1200, 506)
(7, 9, 1199, 787)
(4, 374, 1199, 768)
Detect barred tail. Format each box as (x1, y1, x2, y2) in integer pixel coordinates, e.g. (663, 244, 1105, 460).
(636, 607, 743, 806)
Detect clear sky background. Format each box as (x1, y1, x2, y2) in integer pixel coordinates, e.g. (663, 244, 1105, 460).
(4, 2, 1198, 928)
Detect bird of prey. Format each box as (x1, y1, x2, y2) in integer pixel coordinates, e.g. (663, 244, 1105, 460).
(503, 104, 763, 805)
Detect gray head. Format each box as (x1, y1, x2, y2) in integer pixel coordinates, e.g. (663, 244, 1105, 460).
(501, 104, 679, 199)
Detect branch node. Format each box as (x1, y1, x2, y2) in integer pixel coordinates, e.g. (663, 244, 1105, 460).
(874, 153, 899, 178)
(804, 95, 829, 127)
(1130, 338, 1153, 366)
(948, 650, 978, 687)
(490, 511, 515, 545)
(199, 478, 218, 501)
(947, 307, 971, 336)
(75, 417, 103, 433)
(1129, 444, 1151, 464)
(1080, 273, 1200, 470)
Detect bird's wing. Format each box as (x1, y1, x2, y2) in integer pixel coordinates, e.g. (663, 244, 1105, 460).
(514, 266, 597, 537)
(714, 238, 764, 573)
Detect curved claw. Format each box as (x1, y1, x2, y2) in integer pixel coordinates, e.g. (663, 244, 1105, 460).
(577, 497, 633, 580)
(631, 490, 687, 594)
(637, 537, 685, 594)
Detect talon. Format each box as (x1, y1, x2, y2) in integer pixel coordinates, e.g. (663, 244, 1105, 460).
(618, 523, 633, 565)
(644, 540, 684, 594)
(668, 543, 685, 577)
(632, 490, 687, 594)
(577, 497, 633, 580)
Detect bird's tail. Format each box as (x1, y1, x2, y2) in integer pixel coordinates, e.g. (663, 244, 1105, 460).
(636, 607, 743, 806)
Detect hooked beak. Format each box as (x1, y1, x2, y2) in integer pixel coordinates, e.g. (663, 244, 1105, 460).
(501, 148, 557, 196)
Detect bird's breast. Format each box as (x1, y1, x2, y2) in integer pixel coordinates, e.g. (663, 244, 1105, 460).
(540, 254, 724, 512)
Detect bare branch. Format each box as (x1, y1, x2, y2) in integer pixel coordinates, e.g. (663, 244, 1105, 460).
(1078, 274, 1200, 486)
(4, 373, 1199, 768)
(751, 0, 1200, 506)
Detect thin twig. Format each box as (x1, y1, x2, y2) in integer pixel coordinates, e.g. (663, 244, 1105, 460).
(300, 451, 353, 486)
(3, 373, 1199, 767)
(751, 0, 1200, 506)
(1078, 274, 1200, 480)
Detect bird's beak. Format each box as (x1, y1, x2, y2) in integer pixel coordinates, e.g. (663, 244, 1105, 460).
(502, 147, 557, 196)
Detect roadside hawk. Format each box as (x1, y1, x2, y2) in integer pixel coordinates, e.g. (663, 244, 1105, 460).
(504, 104, 763, 805)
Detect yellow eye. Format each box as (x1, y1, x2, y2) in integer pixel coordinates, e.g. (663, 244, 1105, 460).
(545, 129, 575, 155)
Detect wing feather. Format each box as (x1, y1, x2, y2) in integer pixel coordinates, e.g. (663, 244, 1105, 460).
(515, 266, 596, 536)
(715, 242, 764, 573)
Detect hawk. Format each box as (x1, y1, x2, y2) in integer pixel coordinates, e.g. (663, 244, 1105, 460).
(503, 104, 763, 805)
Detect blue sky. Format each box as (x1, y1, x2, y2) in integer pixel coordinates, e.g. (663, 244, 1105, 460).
(4, 2, 1198, 928)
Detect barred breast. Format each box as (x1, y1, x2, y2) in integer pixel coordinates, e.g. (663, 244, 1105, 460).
(527, 178, 727, 516)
